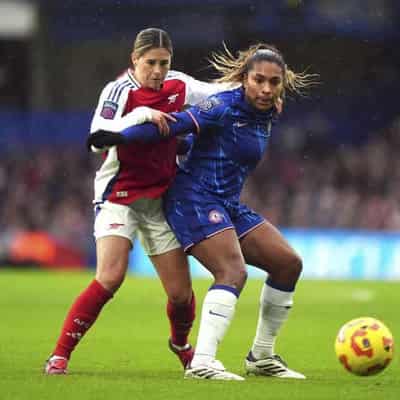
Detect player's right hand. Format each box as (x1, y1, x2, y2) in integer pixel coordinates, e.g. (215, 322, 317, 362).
(150, 110, 177, 136)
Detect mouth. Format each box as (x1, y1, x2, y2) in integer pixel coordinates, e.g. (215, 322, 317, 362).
(256, 98, 273, 109)
(257, 97, 272, 104)
(149, 79, 162, 89)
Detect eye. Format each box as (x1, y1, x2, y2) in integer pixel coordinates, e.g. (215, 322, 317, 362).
(147, 60, 156, 66)
(160, 60, 170, 67)
(270, 77, 282, 86)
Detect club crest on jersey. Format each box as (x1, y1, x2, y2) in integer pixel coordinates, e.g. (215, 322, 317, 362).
(100, 100, 118, 119)
(208, 210, 224, 224)
(168, 93, 179, 104)
(198, 96, 220, 112)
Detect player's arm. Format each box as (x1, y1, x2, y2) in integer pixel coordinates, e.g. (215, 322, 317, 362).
(88, 81, 174, 152)
(90, 82, 151, 132)
(87, 96, 226, 148)
(94, 106, 176, 136)
(89, 82, 151, 152)
(176, 133, 195, 155)
(87, 111, 197, 148)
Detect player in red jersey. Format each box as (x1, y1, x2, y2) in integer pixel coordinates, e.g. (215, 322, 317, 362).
(44, 28, 227, 375)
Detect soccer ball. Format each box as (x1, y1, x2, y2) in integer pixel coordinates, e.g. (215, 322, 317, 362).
(335, 317, 394, 376)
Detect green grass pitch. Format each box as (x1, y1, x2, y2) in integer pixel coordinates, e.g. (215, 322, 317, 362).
(0, 269, 399, 400)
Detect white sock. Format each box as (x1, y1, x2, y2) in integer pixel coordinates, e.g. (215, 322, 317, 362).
(251, 283, 294, 360)
(191, 286, 238, 367)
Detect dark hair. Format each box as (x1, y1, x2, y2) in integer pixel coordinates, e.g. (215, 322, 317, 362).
(133, 28, 173, 58)
(209, 42, 318, 97)
(246, 48, 286, 73)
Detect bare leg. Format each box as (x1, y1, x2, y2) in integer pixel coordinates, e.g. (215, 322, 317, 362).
(240, 221, 302, 288)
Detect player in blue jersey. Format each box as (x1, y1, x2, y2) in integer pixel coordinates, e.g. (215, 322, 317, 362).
(88, 43, 316, 380)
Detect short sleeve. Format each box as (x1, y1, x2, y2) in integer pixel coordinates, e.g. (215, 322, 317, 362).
(90, 81, 131, 133)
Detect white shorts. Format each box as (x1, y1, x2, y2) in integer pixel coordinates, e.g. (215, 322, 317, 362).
(94, 198, 181, 256)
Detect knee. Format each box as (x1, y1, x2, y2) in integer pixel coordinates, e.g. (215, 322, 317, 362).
(236, 267, 248, 290)
(288, 252, 303, 281)
(96, 268, 126, 293)
(214, 263, 248, 290)
(167, 286, 193, 305)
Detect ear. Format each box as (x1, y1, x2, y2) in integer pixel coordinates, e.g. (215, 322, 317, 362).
(242, 72, 249, 89)
(131, 52, 137, 67)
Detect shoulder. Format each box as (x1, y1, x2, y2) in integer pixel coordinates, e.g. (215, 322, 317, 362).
(99, 70, 138, 102)
(164, 70, 200, 92)
(197, 89, 235, 113)
(188, 90, 235, 125)
(162, 70, 189, 93)
(165, 70, 193, 84)
(213, 89, 238, 105)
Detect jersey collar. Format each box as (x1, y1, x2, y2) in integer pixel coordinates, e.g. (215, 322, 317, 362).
(128, 69, 141, 88)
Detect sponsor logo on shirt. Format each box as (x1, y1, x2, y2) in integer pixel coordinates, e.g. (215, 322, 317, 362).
(100, 100, 118, 119)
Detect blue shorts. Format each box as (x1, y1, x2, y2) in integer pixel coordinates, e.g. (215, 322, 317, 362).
(164, 192, 265, 252)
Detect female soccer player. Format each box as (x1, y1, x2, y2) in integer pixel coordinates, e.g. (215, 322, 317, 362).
(45, 28, 228, 374)
(88, 43, 316, 380)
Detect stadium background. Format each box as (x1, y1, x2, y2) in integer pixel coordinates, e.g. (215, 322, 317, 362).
(1, 0, 399, 280)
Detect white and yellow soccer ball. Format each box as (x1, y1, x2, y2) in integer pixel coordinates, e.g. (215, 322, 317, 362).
(335, 317, 394, 376)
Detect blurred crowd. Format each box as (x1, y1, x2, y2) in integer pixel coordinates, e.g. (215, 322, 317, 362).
(1, 117, 399, 265)
(244, 117, 400, 230)
(0, 147, 99, 266)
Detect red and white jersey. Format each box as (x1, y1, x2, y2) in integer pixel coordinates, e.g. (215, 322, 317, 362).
(90, 69, 226, 205)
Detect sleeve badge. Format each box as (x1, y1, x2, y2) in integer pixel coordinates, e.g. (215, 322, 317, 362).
(198, 96, 221, 112)
(100, 100, 118, 119)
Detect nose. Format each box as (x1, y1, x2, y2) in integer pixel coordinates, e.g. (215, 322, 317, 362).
(261, 82, 271, 95)
(153, 63, 162, 76)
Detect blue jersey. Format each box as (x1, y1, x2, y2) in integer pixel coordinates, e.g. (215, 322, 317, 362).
(170, 87, 277, 202)
(88, 86, 278, 251)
